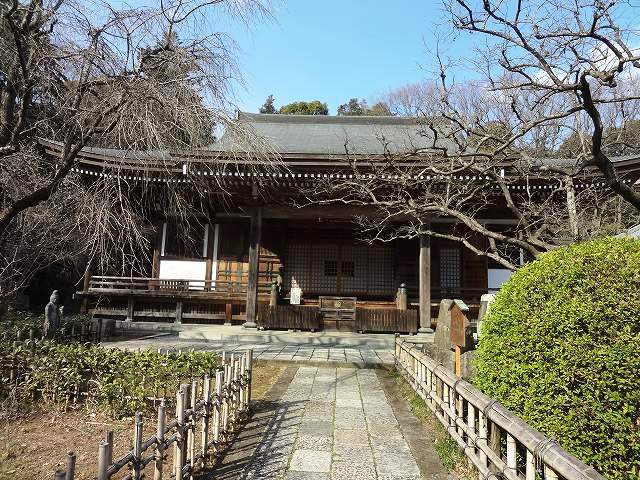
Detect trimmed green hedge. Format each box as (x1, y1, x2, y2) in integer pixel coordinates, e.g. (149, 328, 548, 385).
(1, 340, 219, 416)
(475, 237, 640, 480)
(0, 308, 92, 338)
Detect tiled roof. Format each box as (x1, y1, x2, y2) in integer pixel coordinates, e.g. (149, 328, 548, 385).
(214, 112, 452, 156)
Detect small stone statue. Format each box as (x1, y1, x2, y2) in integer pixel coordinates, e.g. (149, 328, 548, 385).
(44, 290, 63, 339)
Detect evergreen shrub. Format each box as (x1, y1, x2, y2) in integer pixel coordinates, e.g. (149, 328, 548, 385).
(1, 340, 219, 416)
(475, 237, 640, 479)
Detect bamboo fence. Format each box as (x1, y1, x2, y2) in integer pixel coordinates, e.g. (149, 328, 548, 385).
(53, 349, 253, 480)
(395, 339, 604, 480)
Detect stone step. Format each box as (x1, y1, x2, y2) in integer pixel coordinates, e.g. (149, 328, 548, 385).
(113, 320, 433, 349)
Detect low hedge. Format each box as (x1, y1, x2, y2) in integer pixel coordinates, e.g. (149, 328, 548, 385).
(0, 308, 92, 339)
(475, 237, 640, 479)
(1, 340, 219, 416)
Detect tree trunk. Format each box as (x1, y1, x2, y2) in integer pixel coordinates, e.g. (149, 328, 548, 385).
(565, 175, 579, 238)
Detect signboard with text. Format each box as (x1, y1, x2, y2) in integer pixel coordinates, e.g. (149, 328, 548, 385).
(449, 299, 472, 350)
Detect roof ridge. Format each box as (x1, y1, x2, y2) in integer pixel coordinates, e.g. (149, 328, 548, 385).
(238, 111, 420, 125)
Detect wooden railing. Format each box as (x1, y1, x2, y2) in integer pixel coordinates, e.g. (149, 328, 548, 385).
(257, 305, 320, 331)
(395, 339, 604, 480)
(356, 307, 418, 334)
(54, 350, 253, 480)
(88, 276, 272, 295)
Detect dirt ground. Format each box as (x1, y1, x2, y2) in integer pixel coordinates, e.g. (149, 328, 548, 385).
(0, 362, 286, 480)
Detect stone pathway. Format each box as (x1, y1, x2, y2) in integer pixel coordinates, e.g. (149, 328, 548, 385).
(214, 366, 451, 480)
(105, 336, 396, 365)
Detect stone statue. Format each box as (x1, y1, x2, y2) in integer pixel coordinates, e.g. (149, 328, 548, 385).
(44, 290, 62, 339)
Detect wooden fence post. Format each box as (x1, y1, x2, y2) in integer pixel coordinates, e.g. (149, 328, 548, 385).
(246, 350, 253, 410)
(506, 433, 517, 476)
(240, 353, 247, 411)
(489, 422, 501, 475)
(232, 355, 240, 427)
(213, 368, 223, 449)
(65, 451, 76, 480)
(478, 411, 488, 478)
(133, 412, 143, 480)
(201, 375, 211, 468)
(188, 380, 197, 478)
(222, 360, 230, 439)
(97, 440, 110, 480)
(155, 400, 166, 480)
(174, 384, 187, 480)
(105, 431, 113, 469)
(525, 450, 536, 480)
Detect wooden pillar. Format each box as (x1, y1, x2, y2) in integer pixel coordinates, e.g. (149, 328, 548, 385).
(175, 300, 183, 324)
(150, 222, 163, 291)
(225, 303, 233, 325)
(80, 261, 92, 314)
(126, 297, 135, 322)
(419, 228, 433, 333)
(243, 206, 262, 328)
(204, 223, 215, 291)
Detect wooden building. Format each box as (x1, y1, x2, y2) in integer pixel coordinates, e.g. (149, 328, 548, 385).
(41, 113, 640, 333)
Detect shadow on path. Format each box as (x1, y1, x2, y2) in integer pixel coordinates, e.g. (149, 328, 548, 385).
(206, 365, 301, 480)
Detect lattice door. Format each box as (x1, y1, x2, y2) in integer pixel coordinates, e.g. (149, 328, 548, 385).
(440, 247, 461, 297)
(285, 242, 395, 297)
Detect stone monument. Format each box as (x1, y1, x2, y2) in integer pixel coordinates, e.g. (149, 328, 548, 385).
(44, 290, 62, 339)
(477, 293, 496, 340)
(425, 298, 476, 380)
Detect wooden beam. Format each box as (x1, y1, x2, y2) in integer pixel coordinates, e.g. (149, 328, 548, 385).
(419, 228, 433, 333)
(243, 206, 262, 328)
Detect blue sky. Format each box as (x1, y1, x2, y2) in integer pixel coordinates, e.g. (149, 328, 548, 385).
(222, 0, 476, 114)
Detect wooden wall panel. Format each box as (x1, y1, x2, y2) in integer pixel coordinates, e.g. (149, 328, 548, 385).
(215, 220, 283, 289)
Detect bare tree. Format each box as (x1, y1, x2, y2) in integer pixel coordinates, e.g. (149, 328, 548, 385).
(0, 0, 276, 300)
(441, 0, 640, 209)
(304, 134, 637, 271)
(303, 1, 640, 270)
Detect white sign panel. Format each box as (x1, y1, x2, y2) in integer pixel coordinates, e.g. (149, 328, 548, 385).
(159, 260, 207, 290)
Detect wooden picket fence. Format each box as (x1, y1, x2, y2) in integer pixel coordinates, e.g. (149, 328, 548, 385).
(53, 350, 253, 480)
(395, 339, 604, 480)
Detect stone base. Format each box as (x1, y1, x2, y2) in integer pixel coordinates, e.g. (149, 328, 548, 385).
(242, 321, 257, 329)
(418, 327, 434, 334)
(424, 343, 476, 380)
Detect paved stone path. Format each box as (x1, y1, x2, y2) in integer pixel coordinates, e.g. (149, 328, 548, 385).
(215, 366, 449, 480)
(105, 336, 396, 365)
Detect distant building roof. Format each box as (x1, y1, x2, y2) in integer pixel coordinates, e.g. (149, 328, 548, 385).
(214, 112, 452, 156)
